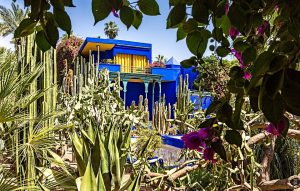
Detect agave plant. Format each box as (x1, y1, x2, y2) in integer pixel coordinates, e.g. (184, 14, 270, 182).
(37, 70, 149, 191)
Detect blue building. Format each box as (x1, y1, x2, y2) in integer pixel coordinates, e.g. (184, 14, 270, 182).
(79, 37, 199, 116)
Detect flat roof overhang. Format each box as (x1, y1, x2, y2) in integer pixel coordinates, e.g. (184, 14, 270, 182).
(79, 37, 152, 57)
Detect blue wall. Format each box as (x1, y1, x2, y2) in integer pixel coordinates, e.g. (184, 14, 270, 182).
(151, 68, 181, 81)
(119, 81, 177, 119)
(181, 67, 199, 90)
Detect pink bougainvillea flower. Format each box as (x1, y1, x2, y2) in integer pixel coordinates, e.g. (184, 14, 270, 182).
(66, 39, 70, 47)
(231, 48, 244, 68)
(111, 7, 119, 18)
(203, 147, 217, 163)
(225, 0, 230, 15)
(265, 118, 286, 136)
(275, 5, 279, 11)
(181, 131, 204, 150)
(243, 71, 252, 80)
(257, 21, 270, 36)
(198, 127, 212, 139)
(229, 27, 240, 38)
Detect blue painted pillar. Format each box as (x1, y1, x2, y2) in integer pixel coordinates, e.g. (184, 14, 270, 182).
(152, 81, 156, 115)
(144, 80, 149, 99)
(158, 80, 162, 103)
(123, 80, 128, 109)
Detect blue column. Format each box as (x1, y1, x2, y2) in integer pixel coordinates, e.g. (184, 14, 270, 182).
(158, 80, 162, 103)
(152, 81, 156, 115)
(123, 80, 128, 109)
(144, 80, 149, 99)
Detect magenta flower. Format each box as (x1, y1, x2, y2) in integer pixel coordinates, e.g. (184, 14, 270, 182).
(225, 0, 229, 15)
(198, 127, 212, 139)
(231, 48, 244, 68)
(243, 71, 252, 80)
(275, 5, 279, 11)
(257, 21, 270, 36)
(229, 27, 240, 38)
(111, 8, 119, 18)
(66, 39, 70, 47)
(203, 147, 217, 163)
(265, 118, 286, 136)
(182, 131, 205, 150)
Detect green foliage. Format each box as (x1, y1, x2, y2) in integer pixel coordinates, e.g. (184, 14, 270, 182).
(133, 127, 162, 159)
(120, 6, 134, 29)
(92, 0, 111, 25)
(193, 55, 233, 98)
(180, 163, 233, 190)
(57, 70, 146, 191)
(11, 0, 300, 189)
(0, 39, 71, 191)
(138, 0, 160, 16)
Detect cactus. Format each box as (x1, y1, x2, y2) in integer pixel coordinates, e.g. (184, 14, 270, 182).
(138, 95, 144, 111)
(131, 95, 150, 125)
(14, 34, 58, 186)
(144, 98, 149, 124)
(174, 74, 193, 134)
(151, 94, 172, 134)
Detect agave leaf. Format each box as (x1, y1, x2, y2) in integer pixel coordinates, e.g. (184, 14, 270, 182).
(70, 132, 86, 176)
(127, 171, 141, 191)
(108, 125, 121, 189)
(91, 132, 100, 175)
(96, 169, 106, 191)
(99, 133, 111, 190)
(80, 157, 97, 191)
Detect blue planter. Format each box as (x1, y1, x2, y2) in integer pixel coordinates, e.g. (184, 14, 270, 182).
(161, 135, 184, 148)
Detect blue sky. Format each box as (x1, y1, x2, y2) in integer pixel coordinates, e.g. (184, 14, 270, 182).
(0, 0, 212, 62)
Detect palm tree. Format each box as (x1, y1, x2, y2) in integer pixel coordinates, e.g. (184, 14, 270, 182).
(155, 54, 167, 63)
(0, 2, 28, 47)
(104, 21, 119, 39)
(0, 2, 28, 37)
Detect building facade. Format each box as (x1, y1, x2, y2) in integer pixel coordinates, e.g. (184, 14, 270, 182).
(79, 37, 200, 117)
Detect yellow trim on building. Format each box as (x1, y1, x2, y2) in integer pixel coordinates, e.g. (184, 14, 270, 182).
(81, 42, 115, 56)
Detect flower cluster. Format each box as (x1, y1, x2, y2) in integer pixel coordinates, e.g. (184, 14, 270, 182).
(111, 7, 119, 18)
(226, 3, 274, 81)
(257, 21, 270, 36)
(231, 48, 252, 79)
(181, 128, 217, 163)
(150, 61, 165, 68)
(229, 27, 240, 39)
(265, 118, 286, 136)
(56, 35, 84, 85)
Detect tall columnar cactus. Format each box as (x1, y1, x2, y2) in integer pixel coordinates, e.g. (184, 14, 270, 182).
(144, 98, 149, 124)
(174, 74, 193, 134)
(15, 33, 58, 186)
(133, 95, 149, 125)
(151, 94, 172, 134)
